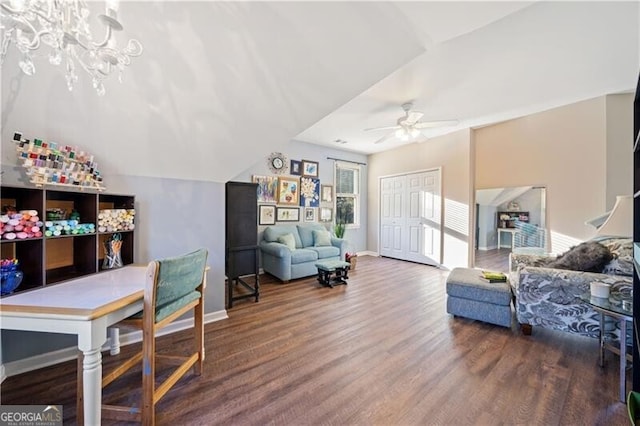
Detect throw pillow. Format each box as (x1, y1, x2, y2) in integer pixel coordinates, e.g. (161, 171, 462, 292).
(313, 229, 332, 247)
(546, 241, 613, 272)
(277, 233, 296, 250)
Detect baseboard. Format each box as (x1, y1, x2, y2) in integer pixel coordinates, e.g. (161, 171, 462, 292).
(357, 251, 378, 257)
(0, 363, 6, 384)
(2, 309, 228, 379)
(478, 245, 498, 251)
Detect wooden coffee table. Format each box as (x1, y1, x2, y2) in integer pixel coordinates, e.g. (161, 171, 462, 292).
(315, 260, 350, 288)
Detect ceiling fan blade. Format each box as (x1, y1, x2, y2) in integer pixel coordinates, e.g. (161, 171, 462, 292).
(374, 131, 397, 144)
(404, 111, 424, 125)
(364, 125, 401, 132)
(414, 119, 459, 129)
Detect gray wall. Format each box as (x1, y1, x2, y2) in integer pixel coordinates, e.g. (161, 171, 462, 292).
(233, 139, 368, 253)
(0, 166, 225, 363)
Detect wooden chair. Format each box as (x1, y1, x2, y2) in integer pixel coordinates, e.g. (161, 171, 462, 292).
(77, 248, 208, 425)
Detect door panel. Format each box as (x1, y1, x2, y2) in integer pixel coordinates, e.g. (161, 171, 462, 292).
(379, 170, 441, 265)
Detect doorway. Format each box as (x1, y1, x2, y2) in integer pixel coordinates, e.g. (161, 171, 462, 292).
(379, 169, 442, 266)
(474, 186, 547, 272)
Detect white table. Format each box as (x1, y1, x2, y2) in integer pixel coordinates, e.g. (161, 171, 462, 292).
(497, 228, 519, 249)
(0, 265, 147, 425)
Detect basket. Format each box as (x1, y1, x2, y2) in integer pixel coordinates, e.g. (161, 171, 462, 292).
(349, 257, 357, 271)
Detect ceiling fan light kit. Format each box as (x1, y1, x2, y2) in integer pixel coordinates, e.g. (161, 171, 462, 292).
(366, 102, 459, 144)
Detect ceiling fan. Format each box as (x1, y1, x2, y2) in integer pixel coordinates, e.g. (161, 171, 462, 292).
(365, 102, 458, 143)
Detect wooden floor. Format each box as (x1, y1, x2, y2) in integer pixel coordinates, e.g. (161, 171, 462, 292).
(475, 248, 511, 273)
(0, 256, 631, 425)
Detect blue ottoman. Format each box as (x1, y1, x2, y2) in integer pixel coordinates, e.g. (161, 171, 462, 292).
(446, 267, 513, 328)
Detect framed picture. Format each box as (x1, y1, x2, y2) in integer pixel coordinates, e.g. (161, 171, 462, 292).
(304, 207, 316, 222)
(299, 177, 320, 207)
(290, 160, 302, 176)
(301, 160, 319, 178)
(277, 177, 300, 205)
(252, 175, 278, 203)
(258, 205, 276, 225)
(321, 185, 333, 202)
(320, 207, 333, 222)
(276, 207, 299, 222)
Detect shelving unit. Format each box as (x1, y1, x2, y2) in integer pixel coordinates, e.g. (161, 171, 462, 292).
(633, 72, 640, 391)
(225, 181, 259, 309)
(497, 211, 530, 229)
(1, 185, 135, 296)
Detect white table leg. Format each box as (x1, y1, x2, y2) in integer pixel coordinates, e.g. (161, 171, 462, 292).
(82, 347, 103, 425)
(109, 327, 120, 356)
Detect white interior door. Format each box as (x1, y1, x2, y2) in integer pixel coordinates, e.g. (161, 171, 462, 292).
(380, 176, 405, 259)
(379, 170, 441, 266)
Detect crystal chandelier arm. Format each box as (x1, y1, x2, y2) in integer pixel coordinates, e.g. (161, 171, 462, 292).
(93, 25, 113, 49)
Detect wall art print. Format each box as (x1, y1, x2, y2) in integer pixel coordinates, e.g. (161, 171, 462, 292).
(276, 207, 299, 222)
(300, 177, 320, 207)
(252, 175, 278, 203)
(277, 177, 300, 206)
(301, 160, 319, 178)
(259, 205, 276, 225)
(290, 160, 302, 176)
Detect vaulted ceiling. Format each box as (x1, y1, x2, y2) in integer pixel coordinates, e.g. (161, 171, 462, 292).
(1, 1, 638, 182)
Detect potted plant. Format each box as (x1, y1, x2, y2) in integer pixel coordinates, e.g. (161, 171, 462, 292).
(334, 221, 346, 239)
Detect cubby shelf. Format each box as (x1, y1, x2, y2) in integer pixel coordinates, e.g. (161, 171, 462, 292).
(1, 185, 135, 296)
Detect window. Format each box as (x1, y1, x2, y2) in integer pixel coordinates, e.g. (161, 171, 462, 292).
(335, 162, 360, 226)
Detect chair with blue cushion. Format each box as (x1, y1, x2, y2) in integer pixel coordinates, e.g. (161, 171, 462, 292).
(77, 248, 208, 425)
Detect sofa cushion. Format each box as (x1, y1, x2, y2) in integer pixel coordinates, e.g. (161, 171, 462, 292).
(297, 224, 327, 248)
(277, 233, 296, 250)
(264, 225, 302, 248)
(308, 246, 340, 259)
(597, 237, 633, 276)
(546, 241, 612, 273)
(313, 229, 332, 247)
(290, 248, 319, 264)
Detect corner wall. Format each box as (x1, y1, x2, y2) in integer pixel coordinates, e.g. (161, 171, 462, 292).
(475, 95, 633, 253)
(367, 129, 472, 269)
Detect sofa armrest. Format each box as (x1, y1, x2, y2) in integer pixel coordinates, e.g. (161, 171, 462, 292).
(331, 237, 348, 259)
(259, 241, 291, 259)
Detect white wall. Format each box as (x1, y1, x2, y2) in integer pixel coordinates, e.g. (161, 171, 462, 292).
(367, 129, 472, 270)
(477, 205, 497, 250)
(233, 140, 368, 253)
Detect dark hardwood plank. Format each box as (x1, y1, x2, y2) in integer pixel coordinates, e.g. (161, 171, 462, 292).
(0, 256, 630, 425)
(475, 248, 511, 273)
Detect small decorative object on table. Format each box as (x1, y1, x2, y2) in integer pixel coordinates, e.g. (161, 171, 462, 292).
(346, 252, 357, 271)
(480, 270, 507, 283)
(103, 233, 123, 269)
(1, 258, 23, 295)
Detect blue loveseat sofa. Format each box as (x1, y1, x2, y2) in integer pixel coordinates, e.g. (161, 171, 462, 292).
(259, 223, 347, 282)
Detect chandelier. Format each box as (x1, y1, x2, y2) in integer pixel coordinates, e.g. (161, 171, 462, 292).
(0, 0, 143, 95)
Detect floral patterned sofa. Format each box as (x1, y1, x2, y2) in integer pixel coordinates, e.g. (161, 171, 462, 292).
(509, 237, 633, 339)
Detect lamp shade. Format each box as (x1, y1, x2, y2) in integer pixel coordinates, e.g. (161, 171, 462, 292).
(595, 195, 633, 237)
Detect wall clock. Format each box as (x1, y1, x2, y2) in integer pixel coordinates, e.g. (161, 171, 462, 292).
(267, 152, 288, 174)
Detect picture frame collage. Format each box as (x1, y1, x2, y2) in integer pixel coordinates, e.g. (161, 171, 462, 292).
(254, 157, 333, 225)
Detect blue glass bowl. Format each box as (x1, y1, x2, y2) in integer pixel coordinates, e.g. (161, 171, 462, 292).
(1, 269, 23, 296)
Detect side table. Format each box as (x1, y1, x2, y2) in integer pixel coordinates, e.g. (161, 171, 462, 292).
(583, 293, 633, 403)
